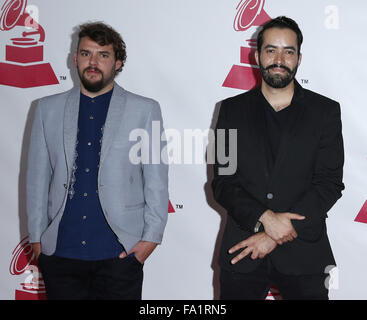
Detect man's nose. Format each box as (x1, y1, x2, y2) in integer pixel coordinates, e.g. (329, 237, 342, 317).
(274, 52, 284, 65)
(89, 53, 98, 66)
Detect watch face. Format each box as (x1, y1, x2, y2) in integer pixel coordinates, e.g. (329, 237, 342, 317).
(255, 221, 262, 232)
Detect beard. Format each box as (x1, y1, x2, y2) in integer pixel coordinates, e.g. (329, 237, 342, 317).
(77, 65, 115, 93)
(259, 61, 298, 89)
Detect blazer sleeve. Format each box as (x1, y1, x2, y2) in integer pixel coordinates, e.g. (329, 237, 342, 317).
(291, 102, 345, 241)
(140, 101, 169, 244)
(26, 100, 52, 243)
(212, 100, 268, 233)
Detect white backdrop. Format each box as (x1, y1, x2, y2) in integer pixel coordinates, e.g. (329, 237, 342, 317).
(1, 0, 366, 300)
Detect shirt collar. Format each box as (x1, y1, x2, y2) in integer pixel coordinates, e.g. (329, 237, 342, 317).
(80, 87, 114, 104)
(254, 79, 304, 105)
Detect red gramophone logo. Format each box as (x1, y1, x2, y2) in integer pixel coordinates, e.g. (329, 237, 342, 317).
(223, 0, 271, 90)
(0, 0, 59, 88)
(355, 200, 367, 224)
(266, 286, 282, 300)
(9, 237, 46, 300)
(168, 200, 175, 213)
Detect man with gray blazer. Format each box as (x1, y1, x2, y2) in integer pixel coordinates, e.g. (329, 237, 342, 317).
(26, 22, 169, 300)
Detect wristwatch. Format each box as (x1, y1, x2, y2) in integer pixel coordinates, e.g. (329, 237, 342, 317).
(254, 221, 262, 233)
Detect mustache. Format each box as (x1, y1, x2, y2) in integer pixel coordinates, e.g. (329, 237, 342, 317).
(83, 67, 102, 74)
(265, 64, 292, 73)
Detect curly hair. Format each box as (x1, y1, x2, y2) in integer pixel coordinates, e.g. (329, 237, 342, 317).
(77, 22, 127, 73)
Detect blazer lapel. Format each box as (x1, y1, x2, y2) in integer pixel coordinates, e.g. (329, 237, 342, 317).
(99, 83, 127, 164)
(63, 87, 80, 180)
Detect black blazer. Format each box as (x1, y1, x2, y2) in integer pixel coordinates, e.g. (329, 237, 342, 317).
(212, 82, 344, 275)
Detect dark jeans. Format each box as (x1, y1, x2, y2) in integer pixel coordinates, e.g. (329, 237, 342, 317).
(38, 253, 143, 300)
(220, 256, 329, 300)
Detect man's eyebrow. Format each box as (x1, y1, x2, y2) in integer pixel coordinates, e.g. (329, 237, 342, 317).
(284, 46, 296, 51)
(78, 49, 112, 54)
(264, 44, 296, 51)
(264, 44, 277, 49)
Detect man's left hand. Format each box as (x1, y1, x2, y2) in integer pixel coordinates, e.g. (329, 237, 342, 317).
(119, 241, 158, 264)
(228, 232, 277, 264)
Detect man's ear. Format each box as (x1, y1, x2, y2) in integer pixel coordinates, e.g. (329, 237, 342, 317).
(115, 59, 123, 72)
(255, 50, 259, 66)
(73, 52, 78, 67)
(297, 52, 302, 67)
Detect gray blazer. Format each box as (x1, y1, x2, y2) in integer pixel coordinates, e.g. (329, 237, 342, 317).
(26, 83, 169, 255)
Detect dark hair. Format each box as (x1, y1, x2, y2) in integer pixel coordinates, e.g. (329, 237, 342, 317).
(257, 16, 303, 56)
(77, 22, 127, 73)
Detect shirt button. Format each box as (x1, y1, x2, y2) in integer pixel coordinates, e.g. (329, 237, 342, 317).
(267, 193, 274, 200)
(88, 142, 92, 146)
(91, 99, 95, 103)
(89, 116, 94, 120)
(81, 241, 86, 245)
(83, 192, 88, 197)
(82, 216, 87, 220)
(85, 168, 90, 173)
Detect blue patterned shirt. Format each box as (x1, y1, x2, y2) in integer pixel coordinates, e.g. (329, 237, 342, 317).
(55, 88, 124, 260)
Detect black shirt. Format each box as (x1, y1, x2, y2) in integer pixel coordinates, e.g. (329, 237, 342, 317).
(259, 91, 295, 175)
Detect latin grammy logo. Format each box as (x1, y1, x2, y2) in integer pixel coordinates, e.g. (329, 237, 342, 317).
(0, 0, 59, 88)
(223, 0, 271, 91)
(168, 200, 175, 213)
(9, 237, 46, 300)
(355, 200, 367, 224)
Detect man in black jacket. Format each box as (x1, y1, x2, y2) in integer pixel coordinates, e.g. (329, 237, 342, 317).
(212, 16, 344, 300)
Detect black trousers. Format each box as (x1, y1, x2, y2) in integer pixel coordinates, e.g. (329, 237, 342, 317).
(38, 253, 143, 300)
(220, 256, 329, 300)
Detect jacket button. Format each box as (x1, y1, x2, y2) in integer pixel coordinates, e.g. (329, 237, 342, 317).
(63, 184, 67, 189)
(266, 193, 274, 200)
